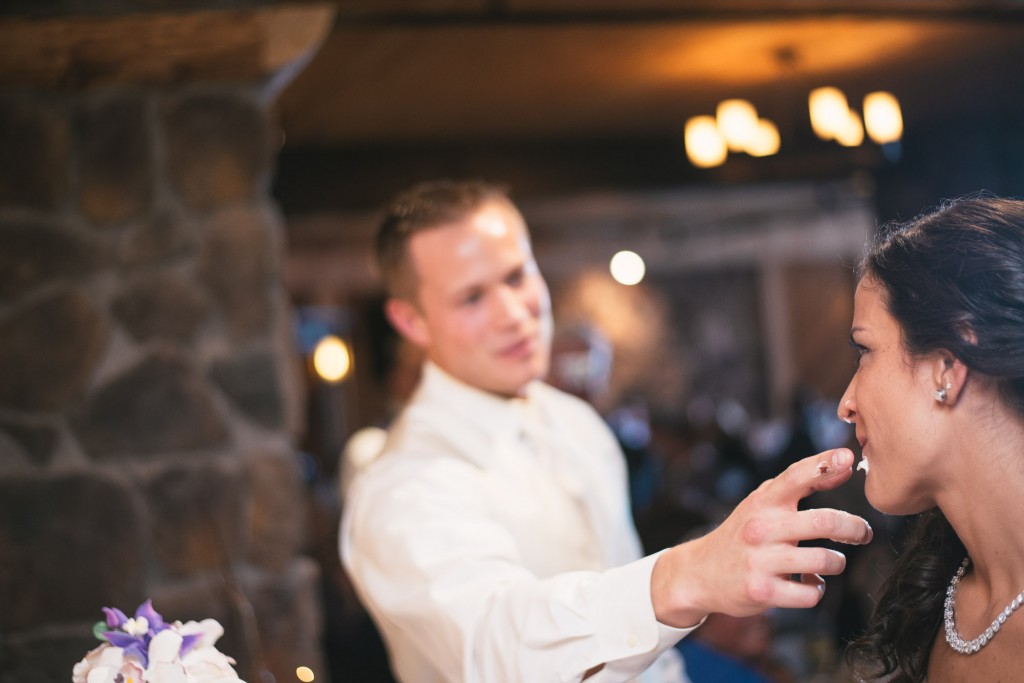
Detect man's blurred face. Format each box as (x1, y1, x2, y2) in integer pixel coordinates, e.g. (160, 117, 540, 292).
(398, 199, 553, 397)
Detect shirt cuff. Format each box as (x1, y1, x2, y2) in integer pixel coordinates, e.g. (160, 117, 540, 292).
(594, 551, 703, 660)
(560, 552, 701, 682)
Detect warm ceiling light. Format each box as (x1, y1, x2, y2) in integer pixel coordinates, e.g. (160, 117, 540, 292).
(745, 118, 780, 157)
(610, 250, 646, 286)
(685, 115, 727, 168)
(716, 99, 759, 152)
(312, 335, 352, 383)
(835, 109, 865, 147)
(864, 91, 903, 144)
(809, 86, 850, 140)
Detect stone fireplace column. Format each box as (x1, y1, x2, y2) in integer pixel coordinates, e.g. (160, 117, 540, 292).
(0, 4, 336, 681)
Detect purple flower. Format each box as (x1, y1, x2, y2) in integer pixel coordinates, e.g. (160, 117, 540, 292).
(103, 607, 128, 630)
(179, 632, 201, 657)
(103, 631, 150, 668)
(135, 599, 167, 634)
(76, 603, 244, 683)
(98, 600, 171, 670)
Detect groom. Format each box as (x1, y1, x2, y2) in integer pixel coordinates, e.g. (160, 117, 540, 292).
(341, 179, 872, 682)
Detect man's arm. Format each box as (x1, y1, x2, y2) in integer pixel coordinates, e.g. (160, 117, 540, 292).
(342, 451, 697, 682)
(343, 444, 870, 681)
(650, 448, 872, 628)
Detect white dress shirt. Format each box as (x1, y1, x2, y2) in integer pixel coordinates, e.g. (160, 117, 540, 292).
(341, 362, 696, 683)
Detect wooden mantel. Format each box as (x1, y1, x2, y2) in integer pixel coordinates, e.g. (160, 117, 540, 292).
(0, 3, 336, 91)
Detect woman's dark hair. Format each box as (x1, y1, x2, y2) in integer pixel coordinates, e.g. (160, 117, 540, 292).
(846, 196, 1024, 681)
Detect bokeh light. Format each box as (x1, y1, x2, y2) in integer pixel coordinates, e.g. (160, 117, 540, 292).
(610, 250, 646, 286)
(312, 335, 352, 383)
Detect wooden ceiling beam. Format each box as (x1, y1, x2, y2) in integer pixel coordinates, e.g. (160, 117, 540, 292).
(330, 0, 1024, 25)
(0, 3, 336, 90)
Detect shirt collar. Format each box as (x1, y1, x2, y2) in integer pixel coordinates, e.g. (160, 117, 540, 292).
(418, 361, 542, 444)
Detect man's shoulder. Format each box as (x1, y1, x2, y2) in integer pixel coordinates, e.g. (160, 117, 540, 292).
(389, 391, 475, 444)
(368, 395, 488, 472)
(531, 379, 584, 408)
(348, 412, 484, 503)
(532, 381, 610, 427)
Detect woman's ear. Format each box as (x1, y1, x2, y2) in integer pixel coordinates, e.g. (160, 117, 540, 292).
(934, 352, 969, 404)
(385, 298, 431, 349)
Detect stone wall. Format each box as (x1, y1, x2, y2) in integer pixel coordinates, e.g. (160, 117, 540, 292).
(0, 84, 322, 681)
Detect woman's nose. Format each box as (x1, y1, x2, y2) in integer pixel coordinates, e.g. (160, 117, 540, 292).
(837, 397, 856, 424)
(837, 374, 858, 424)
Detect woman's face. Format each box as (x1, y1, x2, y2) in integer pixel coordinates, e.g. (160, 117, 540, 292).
(839, 277, 947, 514)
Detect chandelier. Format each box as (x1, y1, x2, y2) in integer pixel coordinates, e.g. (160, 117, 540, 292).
(684, 88, 903, 168)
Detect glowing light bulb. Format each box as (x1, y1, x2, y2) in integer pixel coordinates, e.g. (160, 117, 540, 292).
(312, 335, 351, 383)
(864, 91, 903, 144)
(745, 118, 780, 157)
(809, 87, 849, 140)
(716, 99, 759, 152)
(610, 250, 645, 286)
(685, 115, 727, 168)
(835, 109, 864, 147)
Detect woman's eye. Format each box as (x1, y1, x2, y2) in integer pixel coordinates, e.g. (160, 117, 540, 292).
(849, 339, 868, 365)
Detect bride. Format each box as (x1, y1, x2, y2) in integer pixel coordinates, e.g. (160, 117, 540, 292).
(840, 196, 1024, 682)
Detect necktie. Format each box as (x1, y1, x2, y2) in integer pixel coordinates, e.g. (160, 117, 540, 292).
(518, 400, 604, 570)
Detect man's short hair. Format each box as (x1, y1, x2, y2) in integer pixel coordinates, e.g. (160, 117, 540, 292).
(375, 179, 512, 300)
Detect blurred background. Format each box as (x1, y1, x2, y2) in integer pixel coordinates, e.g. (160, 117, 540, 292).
(2, 1, 1024, 681)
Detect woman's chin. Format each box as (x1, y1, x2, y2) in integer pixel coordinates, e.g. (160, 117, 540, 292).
(864, 485, 927, 516)
(862, 479, 891, 514)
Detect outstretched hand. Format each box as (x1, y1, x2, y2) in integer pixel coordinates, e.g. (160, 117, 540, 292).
(650, 448, 872, 628)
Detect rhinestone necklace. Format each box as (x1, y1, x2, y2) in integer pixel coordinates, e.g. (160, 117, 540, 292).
(944, 557, 1024, 654)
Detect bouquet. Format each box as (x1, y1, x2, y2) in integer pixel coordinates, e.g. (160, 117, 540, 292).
(72, 600, 245, 683)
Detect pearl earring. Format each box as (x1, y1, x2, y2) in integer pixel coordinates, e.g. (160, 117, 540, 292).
(934, 382, 952, 403)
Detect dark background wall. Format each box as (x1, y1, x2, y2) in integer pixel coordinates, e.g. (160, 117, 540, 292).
(4, 2, 1024, 681)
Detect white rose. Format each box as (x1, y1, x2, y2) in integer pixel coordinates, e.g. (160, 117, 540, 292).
(176, 619, 225, 649)
(73, 645, 144, 683)
(72, 643, 110, 683)
(182, 644, 243, 682)
(148, 661, 188, 683)
(148, 628, 185, 663)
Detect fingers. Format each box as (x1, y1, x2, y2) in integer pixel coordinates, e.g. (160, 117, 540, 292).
(740, 506, 872, 547)
(746, 564, 840, 611)
(786, 508, 874, 545)
(761, 449, 856, 507)
(740, 549, 844, 610)
(715, 548, 845, 615)
(789, 573, 828, 609)
(659, 447, 872, 622)
(743, 572, 829, 611)
(764, 546, 848, 578)
(800, 572, 826, 591)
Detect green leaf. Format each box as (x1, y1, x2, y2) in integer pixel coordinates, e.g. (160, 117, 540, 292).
(92, 620, 108, 641)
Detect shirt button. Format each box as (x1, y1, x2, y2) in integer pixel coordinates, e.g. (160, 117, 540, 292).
(626, 634, 638, 648)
